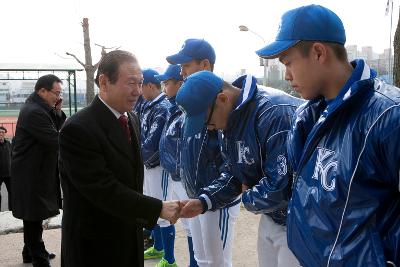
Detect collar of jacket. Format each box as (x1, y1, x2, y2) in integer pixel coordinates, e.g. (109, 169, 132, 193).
(231, 74, 258, 112)
(324, 59, 376, 115)
(299, 59, 376, 119)
(166, 96, 182, 115)
(167, 95, 176, 105)
(27, 92, 54, 113)
(144, 92, 166, 111)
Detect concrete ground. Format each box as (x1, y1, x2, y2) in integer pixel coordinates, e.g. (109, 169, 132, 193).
(0, 204, 260, 267)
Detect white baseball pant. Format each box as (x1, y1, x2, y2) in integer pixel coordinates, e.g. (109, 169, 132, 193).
(190, 202, 240, 267)
(257, 214, 300, 267)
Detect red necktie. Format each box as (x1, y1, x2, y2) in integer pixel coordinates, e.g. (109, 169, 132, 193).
(118, 115, 131, 142)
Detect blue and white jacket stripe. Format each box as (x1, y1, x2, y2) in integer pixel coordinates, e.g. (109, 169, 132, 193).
(140, 93, 170, 169)
(286, 59, 400, 267)
(199, 75, 303, 225)
(133, 95, 147, 119)
(159, 96, 183, 181)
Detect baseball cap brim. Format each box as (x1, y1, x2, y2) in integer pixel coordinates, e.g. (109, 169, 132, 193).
(166, 53, 194, 65)
(256, 40, 300, 59)
(183, 112, 207, 138)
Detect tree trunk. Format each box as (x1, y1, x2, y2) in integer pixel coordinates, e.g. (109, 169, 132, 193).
(85, 69, 95, 104)
(67, 18, 107, 106)
(82, 18, 96, 104)
(394, 7, 400, 87)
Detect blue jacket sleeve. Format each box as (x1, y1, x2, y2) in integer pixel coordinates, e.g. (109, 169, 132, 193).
(198, 158, 242, 211)
(373, 121, 400, 265)
(242, 105, 295, 214)
(141, 108, 168, 168)
(198, 131, 242, 211)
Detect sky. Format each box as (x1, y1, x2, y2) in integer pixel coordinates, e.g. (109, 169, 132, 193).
(1, 0, 399, 79)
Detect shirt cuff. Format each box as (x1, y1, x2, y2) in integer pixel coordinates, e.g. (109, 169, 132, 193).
(198, 194, 212, 213)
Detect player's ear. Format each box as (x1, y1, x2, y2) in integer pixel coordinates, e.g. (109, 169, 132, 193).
(201, 59, 212, 71)
(216, 92, 228, 105)
(312, 42, 328, 63)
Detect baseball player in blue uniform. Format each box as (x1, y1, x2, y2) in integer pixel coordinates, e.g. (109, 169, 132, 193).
(256, 4, 400, 267)
(167, 39, 241, 267)
(133, 95, 147, 119)
(177, 71, 303, 267)
(140, 69, 176, 267)
(156, 64, 198, 267)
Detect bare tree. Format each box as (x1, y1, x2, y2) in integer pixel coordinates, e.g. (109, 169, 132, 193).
(66, 18, 118, 105)
(394, 8, 400, 87)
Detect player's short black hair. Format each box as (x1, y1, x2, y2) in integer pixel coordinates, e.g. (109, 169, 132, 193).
(0, 126, 7, 133)
(34, 74, 62, 92)
(95, 50, 139, 87)
(296, 41, 348, 62)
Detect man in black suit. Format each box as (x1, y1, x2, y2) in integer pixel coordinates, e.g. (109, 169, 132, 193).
(0, 126, 11, 211)
(59, 50, 180, 267)
(11, 74, 62, 267)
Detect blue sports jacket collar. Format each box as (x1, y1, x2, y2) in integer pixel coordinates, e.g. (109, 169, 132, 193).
(145, 92, 166, 109)
(167, 95, 176, 105)
(232, 74, 258, 111)
(324, 59, 376, 113)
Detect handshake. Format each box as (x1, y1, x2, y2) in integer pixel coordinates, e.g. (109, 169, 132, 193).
(159, 199, 204, 224)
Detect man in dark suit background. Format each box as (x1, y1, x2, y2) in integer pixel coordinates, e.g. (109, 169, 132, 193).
(11, 74, 62, 267)
(59, 50, 180, 267)
(0, 126, 12, 211)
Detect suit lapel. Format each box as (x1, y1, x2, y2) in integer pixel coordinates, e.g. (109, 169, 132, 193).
(91, 96, 136, 164)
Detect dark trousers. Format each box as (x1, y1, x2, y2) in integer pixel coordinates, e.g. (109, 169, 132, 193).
(0, 176, 11, 211)
(23, 220, 49, 266)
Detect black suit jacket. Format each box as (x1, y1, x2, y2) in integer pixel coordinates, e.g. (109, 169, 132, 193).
(59, 96, 162, 267)
(11, 92, 60, 221)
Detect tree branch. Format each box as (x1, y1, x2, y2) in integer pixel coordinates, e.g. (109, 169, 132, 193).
(65, 52, 85, 67)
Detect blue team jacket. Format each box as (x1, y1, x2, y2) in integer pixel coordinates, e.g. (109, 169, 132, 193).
(140, 93, 170, 169)
(133, 95, 146, 118)
(159, 96, 183, 181)
(286, 60, 400, 267)
(179, 126, 226, 199)
(199, 75, 303, 225)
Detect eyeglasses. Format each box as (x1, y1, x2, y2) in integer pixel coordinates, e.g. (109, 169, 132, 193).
(49, 90, 62, 97)
(205, 90, 222, 126)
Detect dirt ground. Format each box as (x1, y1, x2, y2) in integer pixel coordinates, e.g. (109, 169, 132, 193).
(0, 205, 260, 267)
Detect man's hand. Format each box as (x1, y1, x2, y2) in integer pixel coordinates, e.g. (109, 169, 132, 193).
(242, 184, 249, 192)
(55, 98, 63, 111)
(180, 199, 204, 218)
(160, 200, 181, 224)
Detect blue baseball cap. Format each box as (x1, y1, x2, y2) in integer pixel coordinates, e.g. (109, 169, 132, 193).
(256, 4, 346, 58)
(176, 71, 223, 137)
(142, 69, 160, 85)
(154, 65, 183, 82)
(166, 39, 216, 65)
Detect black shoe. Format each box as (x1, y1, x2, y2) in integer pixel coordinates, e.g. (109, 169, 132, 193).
(143, 235, 154, 251)
(23, 252, 56, 263)
(22, 245, 56, 263)
(32, 258, 51, 267)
